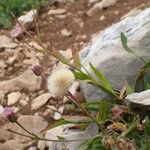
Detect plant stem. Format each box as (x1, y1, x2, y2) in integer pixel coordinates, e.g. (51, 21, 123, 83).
(5, 128, 100, 142)
(16, 121, 39, 139)
(67, 92, 99, 126)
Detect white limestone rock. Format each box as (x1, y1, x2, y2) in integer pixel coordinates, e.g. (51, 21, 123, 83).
(80, 8, 150, 100)
(125, 90, 150, 111)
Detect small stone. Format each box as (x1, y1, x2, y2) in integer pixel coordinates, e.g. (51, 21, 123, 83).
(73, 18, 84, 29)
(114, 10, 120, 15)
(99, 15, 105, 21)
(42, 109, 53, 118)
(0, 70, 42, 94)
(48, 9, 66, 15)
(0, 35, 17, 49)
(0, 61, 7, 69)
(53, 106, 64, 120)
(31, 93, 52, 110)
(7, 91, 22, 106)
(61, 29, 72, 37)
(0, 105, 4, 114)
(19, 99, 28, 106)
(18, 10, 37, 26)
(87, 0, 117, 16)
(38, 141, 46, 150)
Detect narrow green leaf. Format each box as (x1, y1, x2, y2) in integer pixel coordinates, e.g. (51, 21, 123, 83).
(42, 119, 70, 132)
(77, 137, 104, 150)
(74, 71, 91, 80)
(89, 62, 113, 92)
(96, 100, 108, 125)
(120, 32, 133, 53)
(144, 116, 150, 136)
(144, 73, 150, 90)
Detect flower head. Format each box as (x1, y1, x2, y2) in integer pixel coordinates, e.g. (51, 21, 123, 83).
(2, 107, 17, 123)
(47, 68, 75, 97)
(31, 64, 43, 76)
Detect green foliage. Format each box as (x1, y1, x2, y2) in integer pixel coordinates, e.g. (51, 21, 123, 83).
(77, 137, 104, 150)
(120, 32, 133, 53)
(96, 100, 108, 125)
(0, 0, 48, 28)
(121, 32, 150, 91)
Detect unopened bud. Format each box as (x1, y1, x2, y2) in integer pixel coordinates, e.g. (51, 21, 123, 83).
(102, 136, 114, 150)
(2, 107, 17, 123)
(31, 64, 43, 76)
(116, 138, 128, 150)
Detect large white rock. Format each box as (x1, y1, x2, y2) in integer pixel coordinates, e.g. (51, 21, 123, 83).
(125, 90, 150, 111)
(80, 8, 150, 100)
(45, 123, 98, 150)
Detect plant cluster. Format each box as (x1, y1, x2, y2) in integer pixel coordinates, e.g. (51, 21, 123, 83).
(2, 19, 150, 150)
(0, 0, 48, 29)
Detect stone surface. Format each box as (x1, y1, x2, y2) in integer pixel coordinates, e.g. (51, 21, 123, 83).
(61, 28, 72, 37)
(45, 123, 98, 150)
(31, 93, 52, 110)
(80, 8, 150, 100)
(125, 90, 150, 111)
(121, 8, 142, 20)
(48, 9, 66, 15)
(0, 35, 17, 49)
(18, 9, 37, 26)
(87, 0, 117, 16)
(0, 140, 32, 150)
(0, 70, 42, 95)
(63, 82, 86, 103)
(7, 91, 22, 106)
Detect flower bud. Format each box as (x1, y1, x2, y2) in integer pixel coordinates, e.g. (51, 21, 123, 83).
(102, 136, 114, 150)
(116, 138, 128, 150)
(2, 107, 17, 123)
(31, 64, 43, 76)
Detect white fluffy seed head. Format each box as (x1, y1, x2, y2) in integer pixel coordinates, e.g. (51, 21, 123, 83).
(47, 68, 75, 97)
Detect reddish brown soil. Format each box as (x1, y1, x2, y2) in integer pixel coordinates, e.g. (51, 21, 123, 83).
(34, 0, 150, 50)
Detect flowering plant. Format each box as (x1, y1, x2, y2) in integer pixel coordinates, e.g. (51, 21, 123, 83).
(3, 20, 150, 150)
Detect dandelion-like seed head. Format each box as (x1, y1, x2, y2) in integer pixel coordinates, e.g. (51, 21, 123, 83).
(47, 68, 75, 97)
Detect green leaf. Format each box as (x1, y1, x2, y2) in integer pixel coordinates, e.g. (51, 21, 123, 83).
(144, 73, 150, 90)
(57, 135, 65, 140)
(96, 100, 108, 125)
(143, 61, 150, 69)
(77, 137, 104, 150)
(42, 119, 70, 132)
(74, 71, 91, 80)
(89, 62, 113, 93)
(120, 32, 133, 53)
(144, 116, 150, 136)
(125, 80, 134, 94)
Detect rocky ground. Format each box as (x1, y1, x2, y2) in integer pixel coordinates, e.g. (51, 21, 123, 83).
(0, 0, 150, 150)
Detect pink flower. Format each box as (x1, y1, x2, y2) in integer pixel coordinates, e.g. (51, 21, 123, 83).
(10, 23, 23, 38)
(3, 107, 17, 123)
